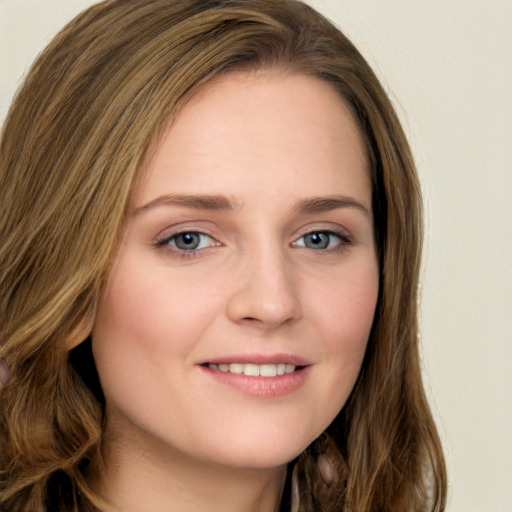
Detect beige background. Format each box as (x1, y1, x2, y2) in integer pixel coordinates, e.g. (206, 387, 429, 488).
(1, 1, 511, 510)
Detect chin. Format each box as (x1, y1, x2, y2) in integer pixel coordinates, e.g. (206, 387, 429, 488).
(198, 429, 318, 471)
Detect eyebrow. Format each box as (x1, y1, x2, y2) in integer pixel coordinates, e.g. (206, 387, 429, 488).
(294, 196, 370, 217)
(133, 194, 242, 215)
(133, 193, 370, 217)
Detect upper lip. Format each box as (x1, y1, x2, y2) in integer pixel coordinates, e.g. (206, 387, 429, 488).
(199, 353, 311, 366)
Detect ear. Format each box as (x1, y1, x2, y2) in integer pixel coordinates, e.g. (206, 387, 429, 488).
(0, 357, 13, 388)
(317, 453, 336, 486)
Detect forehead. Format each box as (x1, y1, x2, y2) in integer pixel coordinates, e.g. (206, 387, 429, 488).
(133, 71, 370, 208)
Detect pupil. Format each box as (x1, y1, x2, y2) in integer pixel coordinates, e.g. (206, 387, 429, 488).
(178, 233, 199, 249)
(308, 232, 328, 249)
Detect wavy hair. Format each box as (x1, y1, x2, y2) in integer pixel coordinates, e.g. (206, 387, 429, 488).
(0, 0, 446, 510)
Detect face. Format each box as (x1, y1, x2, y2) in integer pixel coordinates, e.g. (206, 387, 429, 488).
(93, 72, 379, 471)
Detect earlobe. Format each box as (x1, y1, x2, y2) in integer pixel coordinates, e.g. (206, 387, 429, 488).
(0, 357, 13, 388)
(317, 453, 336, 486)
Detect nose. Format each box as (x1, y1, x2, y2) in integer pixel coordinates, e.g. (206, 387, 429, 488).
(226, 245, 302, 329)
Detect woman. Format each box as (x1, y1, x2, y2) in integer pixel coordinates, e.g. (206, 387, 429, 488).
(0, 0, 447, 510)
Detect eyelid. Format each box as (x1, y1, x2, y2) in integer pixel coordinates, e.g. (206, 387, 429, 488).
(293, 224, 352, 242)
(153, 220, 219, 244)
(291, 228, 353, 250)
(152, 223, 353, 258)
(154, 229, 220, 256)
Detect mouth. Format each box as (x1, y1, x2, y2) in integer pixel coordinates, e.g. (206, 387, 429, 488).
(199, 356, 311, 396)
(201, 362, 306, 377)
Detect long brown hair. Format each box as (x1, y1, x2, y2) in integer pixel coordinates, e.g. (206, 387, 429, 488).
(0, 1, 446, 510)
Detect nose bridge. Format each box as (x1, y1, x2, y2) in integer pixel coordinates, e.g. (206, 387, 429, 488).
(226, 237, 302, 328)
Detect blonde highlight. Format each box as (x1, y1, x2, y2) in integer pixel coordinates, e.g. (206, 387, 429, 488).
(1, 1, 446, 510)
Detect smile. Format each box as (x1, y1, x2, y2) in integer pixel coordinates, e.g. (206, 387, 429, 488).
(200, 361, 311, 397)
(205, 363, 298, 377)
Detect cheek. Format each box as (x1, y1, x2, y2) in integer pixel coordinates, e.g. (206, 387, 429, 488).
(311, 261, 379, 394)
(94, 268, 162, 356)
(93, 257, 220, 360)
(316, 258, 378, 340)
(90, 255, 225, 434)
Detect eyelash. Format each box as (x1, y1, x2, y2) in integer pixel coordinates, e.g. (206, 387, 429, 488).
(292, 230, 352, 251)
(154, 231, 218, 258)
(154, 229, 352, 258)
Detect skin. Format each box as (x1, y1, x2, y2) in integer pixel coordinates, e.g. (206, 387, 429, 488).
(92, 71, 379, 512)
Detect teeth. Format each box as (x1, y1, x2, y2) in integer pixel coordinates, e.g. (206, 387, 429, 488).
(285, 363, 295, 374)
(208, 363, 297, 377)
(244, 363, 260, 376)
(260, 364, 277, 377)
(228, 363, 243, 374)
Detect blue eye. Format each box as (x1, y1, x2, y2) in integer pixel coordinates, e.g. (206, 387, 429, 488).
(294, 231, 349, 250)
(160, 232, 216, 251)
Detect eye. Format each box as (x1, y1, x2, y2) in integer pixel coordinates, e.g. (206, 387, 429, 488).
(157, 231, 217, 251)
(293, 231, 350, 250)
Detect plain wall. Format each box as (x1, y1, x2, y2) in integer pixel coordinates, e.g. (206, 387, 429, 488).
(1, 1, 511, 510)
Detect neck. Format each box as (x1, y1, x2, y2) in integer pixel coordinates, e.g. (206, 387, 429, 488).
(90, 422, 288, 512)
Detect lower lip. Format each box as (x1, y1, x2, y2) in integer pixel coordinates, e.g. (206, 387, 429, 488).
(199, 365, 311, 397)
